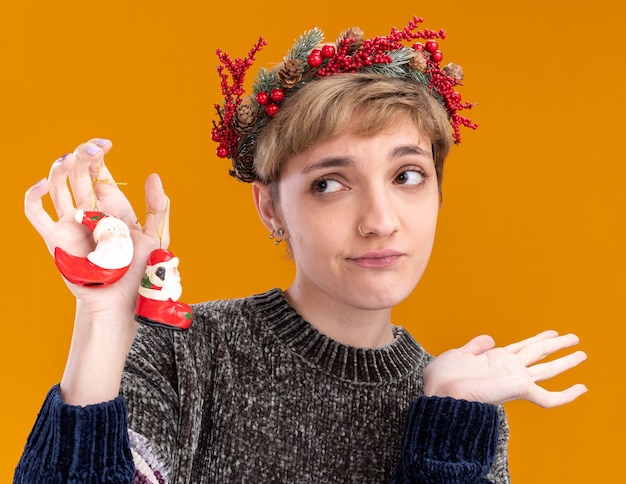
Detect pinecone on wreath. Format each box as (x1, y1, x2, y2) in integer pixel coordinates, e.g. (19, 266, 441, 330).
(277, 58, 304, 88)
(442, 62, 464, 81)
(409, 51, 427, 71)
(232, 103, 256, 135)
(335, 27, 364, 54)
(231, 152, 256, 183)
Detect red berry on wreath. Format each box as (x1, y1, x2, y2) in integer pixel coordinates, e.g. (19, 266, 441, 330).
(412, 43, 424, 51)
(256, 91, 270, 105)
(431, 50, 443, 63)
(424, 40, 438, 53)
(266, 103, 280, 116)
(321, 44, 336, 58)
(308, 49, 323, 67)
(216, 145, 229, 158)
(271, 88, 285, 102)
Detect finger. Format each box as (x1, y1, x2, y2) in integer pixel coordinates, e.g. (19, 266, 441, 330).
(69, 141, 113, 209)
(47, 153, 76, 218)
(517, 333, 581, 366)
(458, 334, 496, 356)
(24, 178, 56, 241)
(524, 383, 588, 409)
(84, 139, 123, 205)
(141, 173, 170, 246)
(91, 156, 128, 207)
(79, 140, 137, 224)
(504, 330, 560, 354)
(529, 350, 587, 383)
(87, 138, 113, 156)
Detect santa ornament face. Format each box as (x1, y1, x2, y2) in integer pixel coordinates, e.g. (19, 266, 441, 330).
(87, 215, 133, 269)
(53, 210, 133, 286)
(134, 248, 193, 330)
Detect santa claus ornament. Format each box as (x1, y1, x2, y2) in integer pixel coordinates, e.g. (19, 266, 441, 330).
(54, 210, 133, 286)
(134, 248, 193, 331)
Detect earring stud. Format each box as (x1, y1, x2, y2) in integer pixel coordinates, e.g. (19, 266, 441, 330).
(270, 228, 284, 245)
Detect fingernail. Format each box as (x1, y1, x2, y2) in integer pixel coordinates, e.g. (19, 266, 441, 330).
(34, 178, 46, 188)
(86, 144, 102, 155)
(54, 153, 70, 165)
(94, 138, 111, 147)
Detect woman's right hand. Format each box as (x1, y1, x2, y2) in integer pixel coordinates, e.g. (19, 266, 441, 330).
(24, 138, 170, 405)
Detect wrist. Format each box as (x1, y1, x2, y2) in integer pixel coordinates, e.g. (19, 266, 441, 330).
(62, 302, 139, 406)
(423, 378, 464, 400)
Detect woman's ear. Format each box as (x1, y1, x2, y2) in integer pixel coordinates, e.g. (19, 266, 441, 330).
(252, 180, 281, 233)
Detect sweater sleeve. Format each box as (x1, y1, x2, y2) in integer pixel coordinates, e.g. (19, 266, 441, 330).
(13, 384, 135, 484)
(391, 396, 500, 484)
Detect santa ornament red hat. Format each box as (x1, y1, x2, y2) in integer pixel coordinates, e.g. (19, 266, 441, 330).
(147, 248, 179, 267)
(74, 210, 108, 232)
(72, 210, 131, 242)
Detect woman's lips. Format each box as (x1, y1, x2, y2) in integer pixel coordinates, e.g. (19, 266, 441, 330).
(350, 250, 404, 268)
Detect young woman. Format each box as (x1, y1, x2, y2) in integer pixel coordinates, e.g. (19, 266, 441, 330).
(15, 18, 586, 483)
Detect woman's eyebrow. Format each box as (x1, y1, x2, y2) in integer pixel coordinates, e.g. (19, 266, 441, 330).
(302, 156, 355, 174)
(390, 145, 433, 160)
(302, 145, 431, 174)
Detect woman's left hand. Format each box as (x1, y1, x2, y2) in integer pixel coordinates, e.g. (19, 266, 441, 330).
(423, 330, 587, 407)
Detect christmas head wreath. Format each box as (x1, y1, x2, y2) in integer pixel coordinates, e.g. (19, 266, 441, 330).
(212, 16, 477, 183)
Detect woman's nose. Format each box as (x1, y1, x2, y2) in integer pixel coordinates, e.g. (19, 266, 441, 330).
(357, 188, 400, 238)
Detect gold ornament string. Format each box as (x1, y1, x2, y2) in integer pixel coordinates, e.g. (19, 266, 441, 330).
(90, 160, 127, 209)
(89, 158, 166, 248)
(136, 198, 168, 249)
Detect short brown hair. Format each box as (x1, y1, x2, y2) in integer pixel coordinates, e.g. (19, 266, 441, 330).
(254, 73, 453, 187)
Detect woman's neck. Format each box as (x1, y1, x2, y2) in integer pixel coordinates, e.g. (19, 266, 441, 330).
(284, 284, 396, 349)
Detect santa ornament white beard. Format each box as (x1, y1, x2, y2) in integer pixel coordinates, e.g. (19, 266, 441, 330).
(161, 273, 183, 301)
(87, 218, 134, 269)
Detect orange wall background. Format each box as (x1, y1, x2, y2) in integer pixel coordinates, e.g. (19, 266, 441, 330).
(1, 1, 623, 482)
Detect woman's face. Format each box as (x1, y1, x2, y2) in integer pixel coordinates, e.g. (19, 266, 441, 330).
(273, 119, 440, 312)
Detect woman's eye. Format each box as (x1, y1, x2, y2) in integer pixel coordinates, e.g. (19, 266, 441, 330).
(394, 170, 424, 186)
(313, 178, 344, 193)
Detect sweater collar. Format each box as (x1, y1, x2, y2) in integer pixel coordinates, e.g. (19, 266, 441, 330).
(251, 288, 430, 384)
